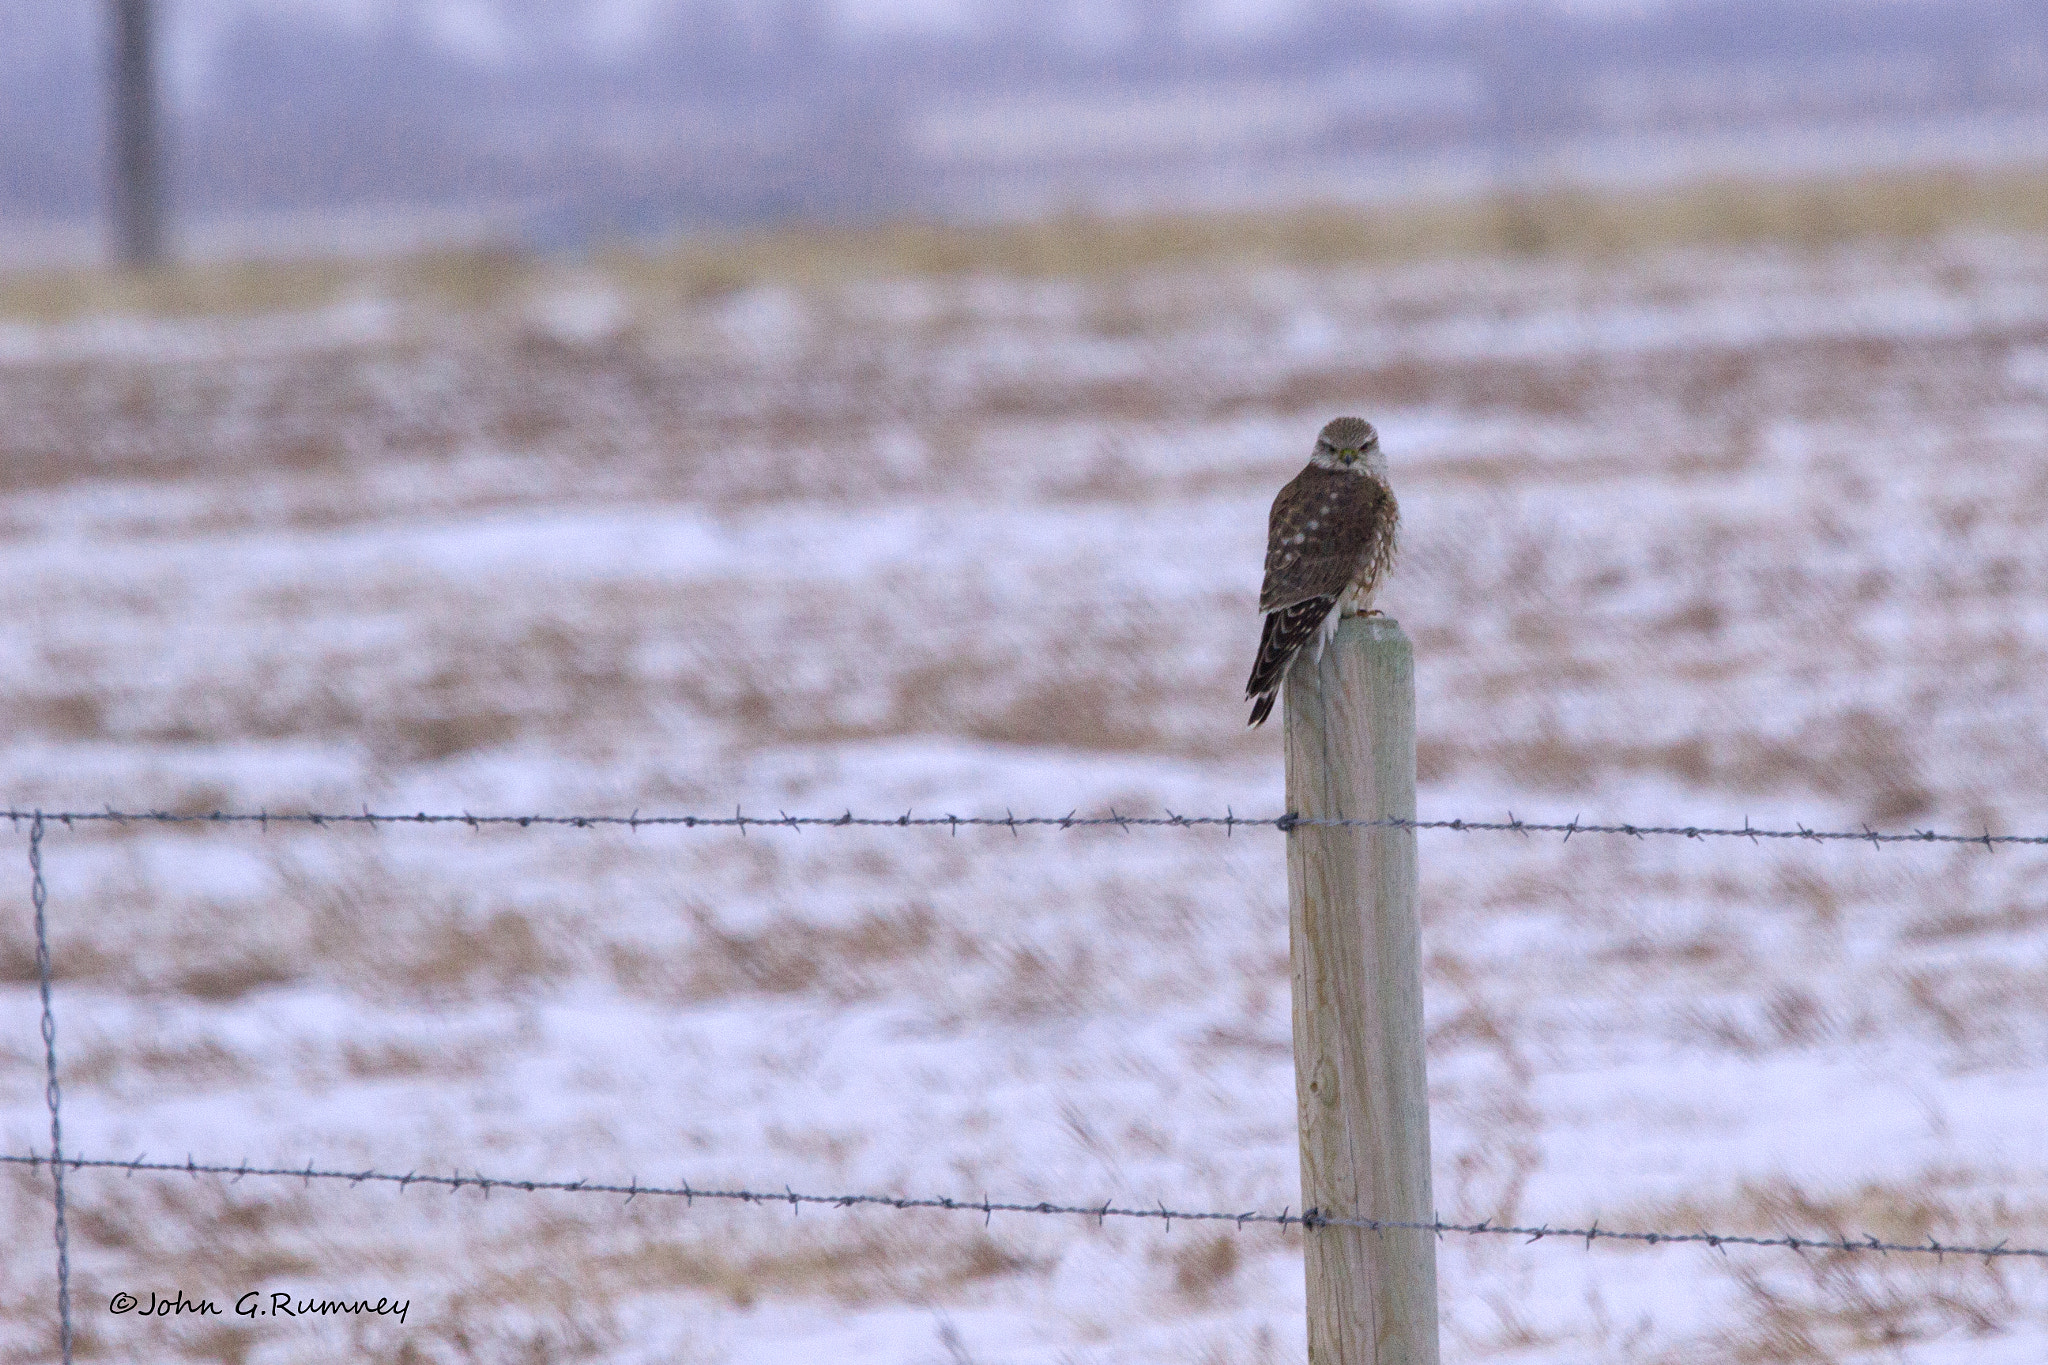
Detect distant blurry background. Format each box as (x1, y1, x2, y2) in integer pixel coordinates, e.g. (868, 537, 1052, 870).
(7, 0, 2048, 263)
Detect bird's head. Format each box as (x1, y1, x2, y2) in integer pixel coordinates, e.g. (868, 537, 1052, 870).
(1310, 416, 1381, 473)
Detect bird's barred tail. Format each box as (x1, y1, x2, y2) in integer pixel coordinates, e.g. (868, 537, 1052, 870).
(1245, 596, 1339, 727)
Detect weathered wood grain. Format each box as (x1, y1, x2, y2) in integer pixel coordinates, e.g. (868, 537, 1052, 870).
(1283, 615, 1439, 1365)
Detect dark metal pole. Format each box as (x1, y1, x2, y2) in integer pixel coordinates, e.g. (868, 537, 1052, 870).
(108, 0, 166, 267)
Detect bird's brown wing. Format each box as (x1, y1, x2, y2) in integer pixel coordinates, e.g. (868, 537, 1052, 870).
(1257, 464, 1394, 612)
(1244, 596, 1337, 724)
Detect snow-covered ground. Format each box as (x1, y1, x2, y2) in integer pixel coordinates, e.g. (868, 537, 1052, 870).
(3, 234, 2047, 1362)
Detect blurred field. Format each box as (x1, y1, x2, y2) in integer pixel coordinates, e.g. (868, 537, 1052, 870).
(10, 162, 2048, 323)
(3, 193, 2048, 1363)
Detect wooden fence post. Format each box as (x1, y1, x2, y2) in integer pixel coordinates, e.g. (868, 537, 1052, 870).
(1283, 614, 1439, 1365)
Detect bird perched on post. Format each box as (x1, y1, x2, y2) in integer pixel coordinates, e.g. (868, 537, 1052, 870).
(1244, 416, 1399, 727)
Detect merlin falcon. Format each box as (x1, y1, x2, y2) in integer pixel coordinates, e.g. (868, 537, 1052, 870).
(1244, 416, 1399, 727)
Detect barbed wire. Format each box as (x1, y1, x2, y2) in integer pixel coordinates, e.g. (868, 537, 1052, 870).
(12, 800, 2048, 1355)
(4, 1151, 2040, 1265)
(6, 807, 2047, 847)
(27, 817, 73, 1365)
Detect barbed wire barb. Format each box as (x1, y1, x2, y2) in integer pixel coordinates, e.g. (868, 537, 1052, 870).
(0, 1139, 1929, 1261)
(9, 805, 2047, 847)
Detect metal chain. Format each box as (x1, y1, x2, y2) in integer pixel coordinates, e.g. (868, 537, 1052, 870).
(29, 814, 73, 1364)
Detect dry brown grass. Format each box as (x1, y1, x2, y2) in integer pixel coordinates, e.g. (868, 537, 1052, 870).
(9, 164, 2048, 323)
(1630, 1177, 2042, 1362)
(611, 902, 942, 1002)
(1169, 1234, 1240, 1300)
(266, 849, 573, 1001)
(1425, 710, 1933, 821)
(987, 941, 1101, 1021)
(1901, 898, 2048, 943)
(13, 1162, 1053, 1363)
(1716, 1261, 2015, 1364)
(60, 1038, 254, 1089)
(0, 248, 522, 324)
(1676, 986, 1865, 1057)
